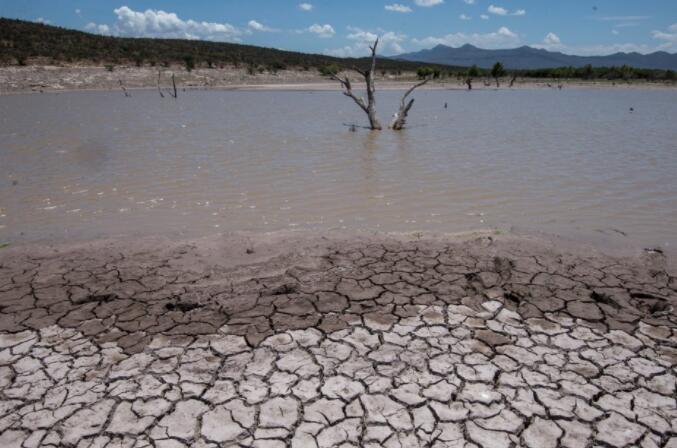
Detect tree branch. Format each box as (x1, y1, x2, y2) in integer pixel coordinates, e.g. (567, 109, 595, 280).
(390, 79, 428, 130)
(157, 70, 165, 98)
(330, 73, 368, 112)
(329, 38, 382, 130)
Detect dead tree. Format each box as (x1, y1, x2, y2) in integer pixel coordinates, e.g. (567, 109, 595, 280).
(170, 73, 178, 99)
(157, 71, 178, 98)
(330, 39, 382, 130)
(157, 71, 165, 98)
(390, 79, 428, 130)
(509, 74, 517, 88)
(465, 77, 473, 90)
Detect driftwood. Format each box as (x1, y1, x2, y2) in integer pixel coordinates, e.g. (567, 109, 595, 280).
(330, 39, 382, 130)
(118, 80, 131, 97)
(390, 79, 428, 130)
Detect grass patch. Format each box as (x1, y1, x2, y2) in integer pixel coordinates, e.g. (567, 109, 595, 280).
(0, 243, 10, 249)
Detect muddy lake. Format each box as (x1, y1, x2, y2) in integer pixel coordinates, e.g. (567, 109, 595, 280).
(1, 87, 676, 250)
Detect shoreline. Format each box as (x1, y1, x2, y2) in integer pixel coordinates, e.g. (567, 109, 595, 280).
(1, 64, 675, 95)
(2, 227, 675, 273)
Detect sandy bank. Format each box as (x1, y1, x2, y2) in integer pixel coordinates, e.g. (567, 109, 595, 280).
(1, 64, 675, 94)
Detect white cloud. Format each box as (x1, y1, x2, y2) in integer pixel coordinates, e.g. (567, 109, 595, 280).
(533, 32, 565, 51)
(488, 5, 525, 16)
(414, 0, 444, 7)
(652, 23, 677, 51)
(298, 3, 313, 11)
(480, 14, 489, 20)
(569, 43, 654, 55)
(85, 22, 111, 35)
(325, 27, 407, 57)
(36, 17, 51, 24)
(463, 0, 476, 4)
(385, 4, 413, 13)
(308, 23, 335, 38)
(412, 26, 520, 49)
(459, 14, 471, 21)
(614, 22, 640, 28)
(543, 32, 560, 45)
(596, 15, 650, 22)
(75, 9, 81, 15)
(488, 5, 507, 15)
(92, 6, 242, 41)
(533, 33, 657, 56)
(612, 29, 620, 35)
(248, 20, 276, 32)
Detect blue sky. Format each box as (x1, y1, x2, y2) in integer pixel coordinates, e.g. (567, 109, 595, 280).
(1, 0, 676, 56)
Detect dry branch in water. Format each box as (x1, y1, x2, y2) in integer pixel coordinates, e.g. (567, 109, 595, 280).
(157, 71, 165, 98)
(156, 71, 178, 98)
(330, 37, 428, 131)
(118, 80, 131, 97)
(171, 73, 178, 99)
(330, 38, 382, 130)
(390, 79, 428, 130)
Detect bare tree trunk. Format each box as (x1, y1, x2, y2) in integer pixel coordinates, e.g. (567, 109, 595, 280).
(390, 79, 428, 130)
(494, 77, 500, 88)
(171, 73, 178, 99)
(465, 77, 473, 90)
(330, 39, 382, 130)
(119, 80, 131, 97)
(509, 74, 517, 88)
(157, 71, 165, 98)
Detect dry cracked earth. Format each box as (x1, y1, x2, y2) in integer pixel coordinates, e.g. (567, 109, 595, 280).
(0, 234, 676, 448)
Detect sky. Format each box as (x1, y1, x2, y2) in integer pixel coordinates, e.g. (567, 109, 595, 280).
(1, 0, 676, 57)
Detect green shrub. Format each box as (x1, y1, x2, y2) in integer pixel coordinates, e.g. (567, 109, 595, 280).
(183, 55, 195, 72)
(319, 63, 341, 76)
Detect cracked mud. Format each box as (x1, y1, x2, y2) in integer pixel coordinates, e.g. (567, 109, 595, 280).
(0, 234, 676, 447)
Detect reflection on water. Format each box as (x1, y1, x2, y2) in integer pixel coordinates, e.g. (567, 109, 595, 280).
(0, 88, 676, 249)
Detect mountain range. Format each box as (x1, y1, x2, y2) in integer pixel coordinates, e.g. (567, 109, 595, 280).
(396, 44, 677, 70)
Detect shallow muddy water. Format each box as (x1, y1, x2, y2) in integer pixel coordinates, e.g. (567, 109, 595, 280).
(1, 88, 676, 249)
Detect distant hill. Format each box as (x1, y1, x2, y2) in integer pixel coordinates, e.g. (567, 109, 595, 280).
(396, 44, 677, 70)
(0, 17, 451, 73)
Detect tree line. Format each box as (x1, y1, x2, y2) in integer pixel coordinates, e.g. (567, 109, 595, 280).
(414, 62, 675, 82)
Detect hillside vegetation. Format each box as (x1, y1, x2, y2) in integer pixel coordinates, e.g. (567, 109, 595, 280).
(0, 18, 450, 74)
(1, 18, 675, 83)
